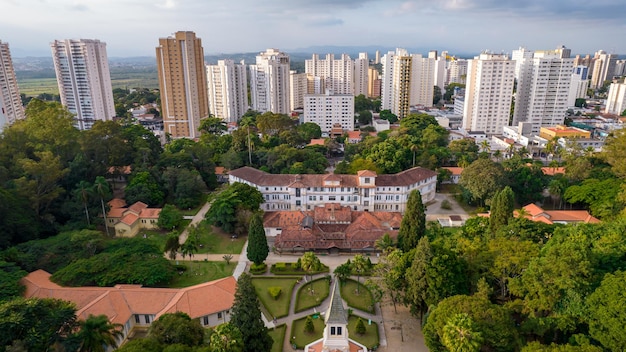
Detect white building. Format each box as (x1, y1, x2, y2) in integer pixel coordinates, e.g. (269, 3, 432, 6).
(228, 166, 437, 213)
(305, 54, 354, 95)
(206, 59, 247, 123)
(0, 40, 25, 131)
(249, 48, 291, 114)
(462, 52, 515, 135)
(430, 50, 446, 93)
(51, 39, 115, 130)
(512, 46, 534, 79)
(591, 50, 617, 89)
(446, 58, 468, 85)
(303, 90, 354, 133)
(381, 48, 434, 118)
(568, 66, 590, 107)
(353, 52, 369, 96)
(289, 70, 308, 111)
(605, 81, 626, 115)
(513, 48, 574, 134)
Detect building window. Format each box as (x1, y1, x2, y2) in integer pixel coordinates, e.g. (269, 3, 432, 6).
(364, 177, 370, 184)
(331, 327, 336, 335)
(135, 315, 140, 324)
(144, 315, 151, 324)
(203, 316, 209, 325)
(218, 312, 223, 319)
(337, 327, 342, 335)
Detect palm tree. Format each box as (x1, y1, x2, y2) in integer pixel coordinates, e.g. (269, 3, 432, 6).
(75, 181, 93, 226)
(441, 313, 483, 352)
(300, 252, 321, 293)
(479, 140, 490, 155)
(374, 233, 395, 254)
(411, 144, 419, 167)
(351, 254, 368, 295)
(93, 176, 111, 236)
(181, 236, 199, 260)
(75, 314, 123, 352)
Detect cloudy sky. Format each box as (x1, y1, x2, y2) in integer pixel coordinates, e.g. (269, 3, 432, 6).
(1, 0, 624, 57)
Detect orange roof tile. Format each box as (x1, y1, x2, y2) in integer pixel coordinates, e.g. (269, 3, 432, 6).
(120, 213, 139, 226)
(308, 138, 326, 146)
(357, 170, 377, 177)
(347, 131, 361, 139)
(108, 198, 127, 209)
(127, 201, 149, 214)
(140, 208, 161, 219)
(441, 167, 464, 175)
(541, 167, 566, 176)
(215, 166, 227, 175)
(107, 208, 126, 218)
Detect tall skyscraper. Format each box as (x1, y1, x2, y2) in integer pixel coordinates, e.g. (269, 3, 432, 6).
(367, 67, 381, 98)
(462, 52, 515, 135)
(568, 66, 590, 107)
(206, 59, 247, 123)
(156, 31, 209, 139)
(0, 40, 25, 131)
(513, 48, 574, 134)
(304, 91, 354, 133)
(249, 48, 291, 114)
(289, 70, 308, 111)
(446, 58, 468, 85)
(353, 53, 369, 96)
(590, 50, 617, 89)
(512, 47, 534, 79)
(305, 54, 354, 95)
(51, 39, 115, 130)
(605, 80, 626, 115)
(381, 48, 434, 119)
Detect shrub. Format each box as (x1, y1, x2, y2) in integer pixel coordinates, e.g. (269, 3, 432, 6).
(304, 316, 314, 334)
(275, 262, 286, 270)
(294, 258, 302, 269)
(441, 199, 452, 210)
(268, 286, 282, 300)
(356, 318, 366, 335)
(173, 264, 188, 272)
(250, 263, 267, 275)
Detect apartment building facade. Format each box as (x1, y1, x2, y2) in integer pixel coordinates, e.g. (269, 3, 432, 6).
(249, 48, 291, 114)
(206, 59, 247, 123)
(0, 40, 25, 131)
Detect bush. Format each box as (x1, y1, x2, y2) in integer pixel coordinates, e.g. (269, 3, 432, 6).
(268, 286, 282, 300)
(304, 316, 314, 334)
(275, 262, 286, 270)
(250, 263, 267, 275)
(441, 199, 452, 210)
(356, 318, 366, 335)
(173, 264, 188, 272)
(294, 258, 301, 269)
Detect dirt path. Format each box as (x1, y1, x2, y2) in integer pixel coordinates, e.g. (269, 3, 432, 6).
(377, 299, 429, 352)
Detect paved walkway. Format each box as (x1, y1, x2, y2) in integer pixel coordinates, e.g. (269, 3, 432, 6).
(177, 200, 213, 244)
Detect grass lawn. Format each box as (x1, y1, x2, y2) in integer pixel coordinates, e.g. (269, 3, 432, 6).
(295, 278, 330, 313)
(17, 78, 59, 96)
(341, 279, 374, 313)
(268, 324, 286, 352)
(348, 315, 379, 349)
(167, 260, 236, 288)
(251, 277, 299, 319)
(177, 194, 208, 216)
(290, 315, 325, 349)
(192, 221, 246, 254)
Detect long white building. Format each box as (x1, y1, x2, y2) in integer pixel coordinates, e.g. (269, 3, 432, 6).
(381, 48, 435, 118)
(0, 40, 25, 131)
(462, 52, 515, 135)
(305, 54, 354, 95)
(51, 39, 115, 130)
(513, 48, 574, 134)
(206, 59, 247, 123)
(605, 80, 626, 115)
(249, 49, 291, 114)
(228, 166, 437, 213)
(303, 90, 354, 133)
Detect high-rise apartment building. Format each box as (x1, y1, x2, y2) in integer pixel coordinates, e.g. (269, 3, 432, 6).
(305, 54, 354, 95)
(206, 59, 247, 124)
(381, 48, 434, 119)
(446, 59, 467, 85)
(0, 40, 25, 131)
(513, 48, 574, 134)
(605, 80, 626, 115)
(156, 31, 209, 138)
(568, 66, 589, 107)
(368, 67, 381, 98)
(354, 53, 369, 96)
(303, 91, 354, 133)
(430, 50, 446, 93)
(512, 47, 534, 79)
(462, 52, 515, 135)
(51, 39, 115, 130)
(590, 50, 617, 89)
(289, 70, 308, 111)
(249, 48, 291, 114)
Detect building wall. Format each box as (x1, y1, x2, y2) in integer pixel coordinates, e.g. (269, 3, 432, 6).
(462, 53, 515, 135)
(206, 59, 247, 123)
(590, 51, 617, 89)
(303, 92, 354, 133)
(250, 49, 291, 114)
(156, 31, 209, 138)
(290, 70, 308, 111)
(305, 54, 354, 95)
(51, 39, 115, 130)
(353, 53, 369, 96)
(0, 40, 24, 132)
(605, 82, 626, 115)
(568, 66, 589, 106)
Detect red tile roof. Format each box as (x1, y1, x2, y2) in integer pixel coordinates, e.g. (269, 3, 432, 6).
(482, 203, 601, 225)
(441, 167, 464, 176)
(108, 198, 127, 209)
(127, 201, 149, 214)
(541, 167, 566, 176)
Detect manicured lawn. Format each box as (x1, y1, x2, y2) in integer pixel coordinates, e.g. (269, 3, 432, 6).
(268, 324, 286, 352)
(177, 194, 208, 216)
(295, 278, 330, 313)
(271, 262, 330, 275)
(167, 261, 236, 288)
(348, 315, 379, 349)
(341, 279, 374, 313)
(251, 277, 300, 319)
(142, 229, 171, 252)
(290, 315, 325, 349)
(193, 221, 246, 254)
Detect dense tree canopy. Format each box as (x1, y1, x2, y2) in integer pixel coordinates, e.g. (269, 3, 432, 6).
(230, 273, 273, 352)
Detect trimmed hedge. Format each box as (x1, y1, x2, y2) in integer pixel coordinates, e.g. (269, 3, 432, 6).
(270, 262, 329, 275)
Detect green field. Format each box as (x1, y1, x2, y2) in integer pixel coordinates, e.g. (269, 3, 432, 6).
(18, 78, 59, 96)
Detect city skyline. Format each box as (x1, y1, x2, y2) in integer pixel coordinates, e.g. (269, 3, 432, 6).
(1, 0, 625, 58)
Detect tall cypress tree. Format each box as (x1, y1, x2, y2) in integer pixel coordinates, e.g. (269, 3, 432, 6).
(230, 273, 273, 352)
(247, 212, 269, 265)
(489, 186, 515, 233)
(398, 189, 426, 252)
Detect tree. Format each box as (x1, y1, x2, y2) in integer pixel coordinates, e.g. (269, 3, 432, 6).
(351, 254, 368, 294)
(489, 186, 515, 233)
(487, 237, 538, 300)
(199, 116, 227, 135)
(180, 235, 198, 260)
(164, 233, 181, 260)
(374, 233, 394, 253)
(75, 181, 93, 226)
(602, 129, 626, 178)
(230, 273, 273, 352)
(74, 314, 123, 352)
(205, 182, 264, 233)
(333, 262, 352, 283)
(357, 110, 372, 125)
(209, 323, 244, 352)
(304, 316, 315, 333)
(373, 249, 408, 313)
(379, 109, 398, 123)
(0, 261, 26, 302)
(0, 297, 78, 351)
(441, 313, 483, 352)
(459, 158, 506, 206)
(149, 312, 204, 346)
(586, 271, 626, 351)
(125, 171, 164, 206)
(93, 176, 111, 236)
(397, 189, 426, 252)
(355, 318, 366, 335)
(158, 204, 184, 231)
(406, 237, 432, 320)
(247, 212, 269, 265)
(300, 252, 321, 286)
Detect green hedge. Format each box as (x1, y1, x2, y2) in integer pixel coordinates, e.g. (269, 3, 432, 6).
(250, 262, 267, 275)
(270, 262, 329, 275)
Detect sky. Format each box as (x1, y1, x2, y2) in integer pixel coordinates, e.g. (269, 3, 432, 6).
(1, 0, 625, 58)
